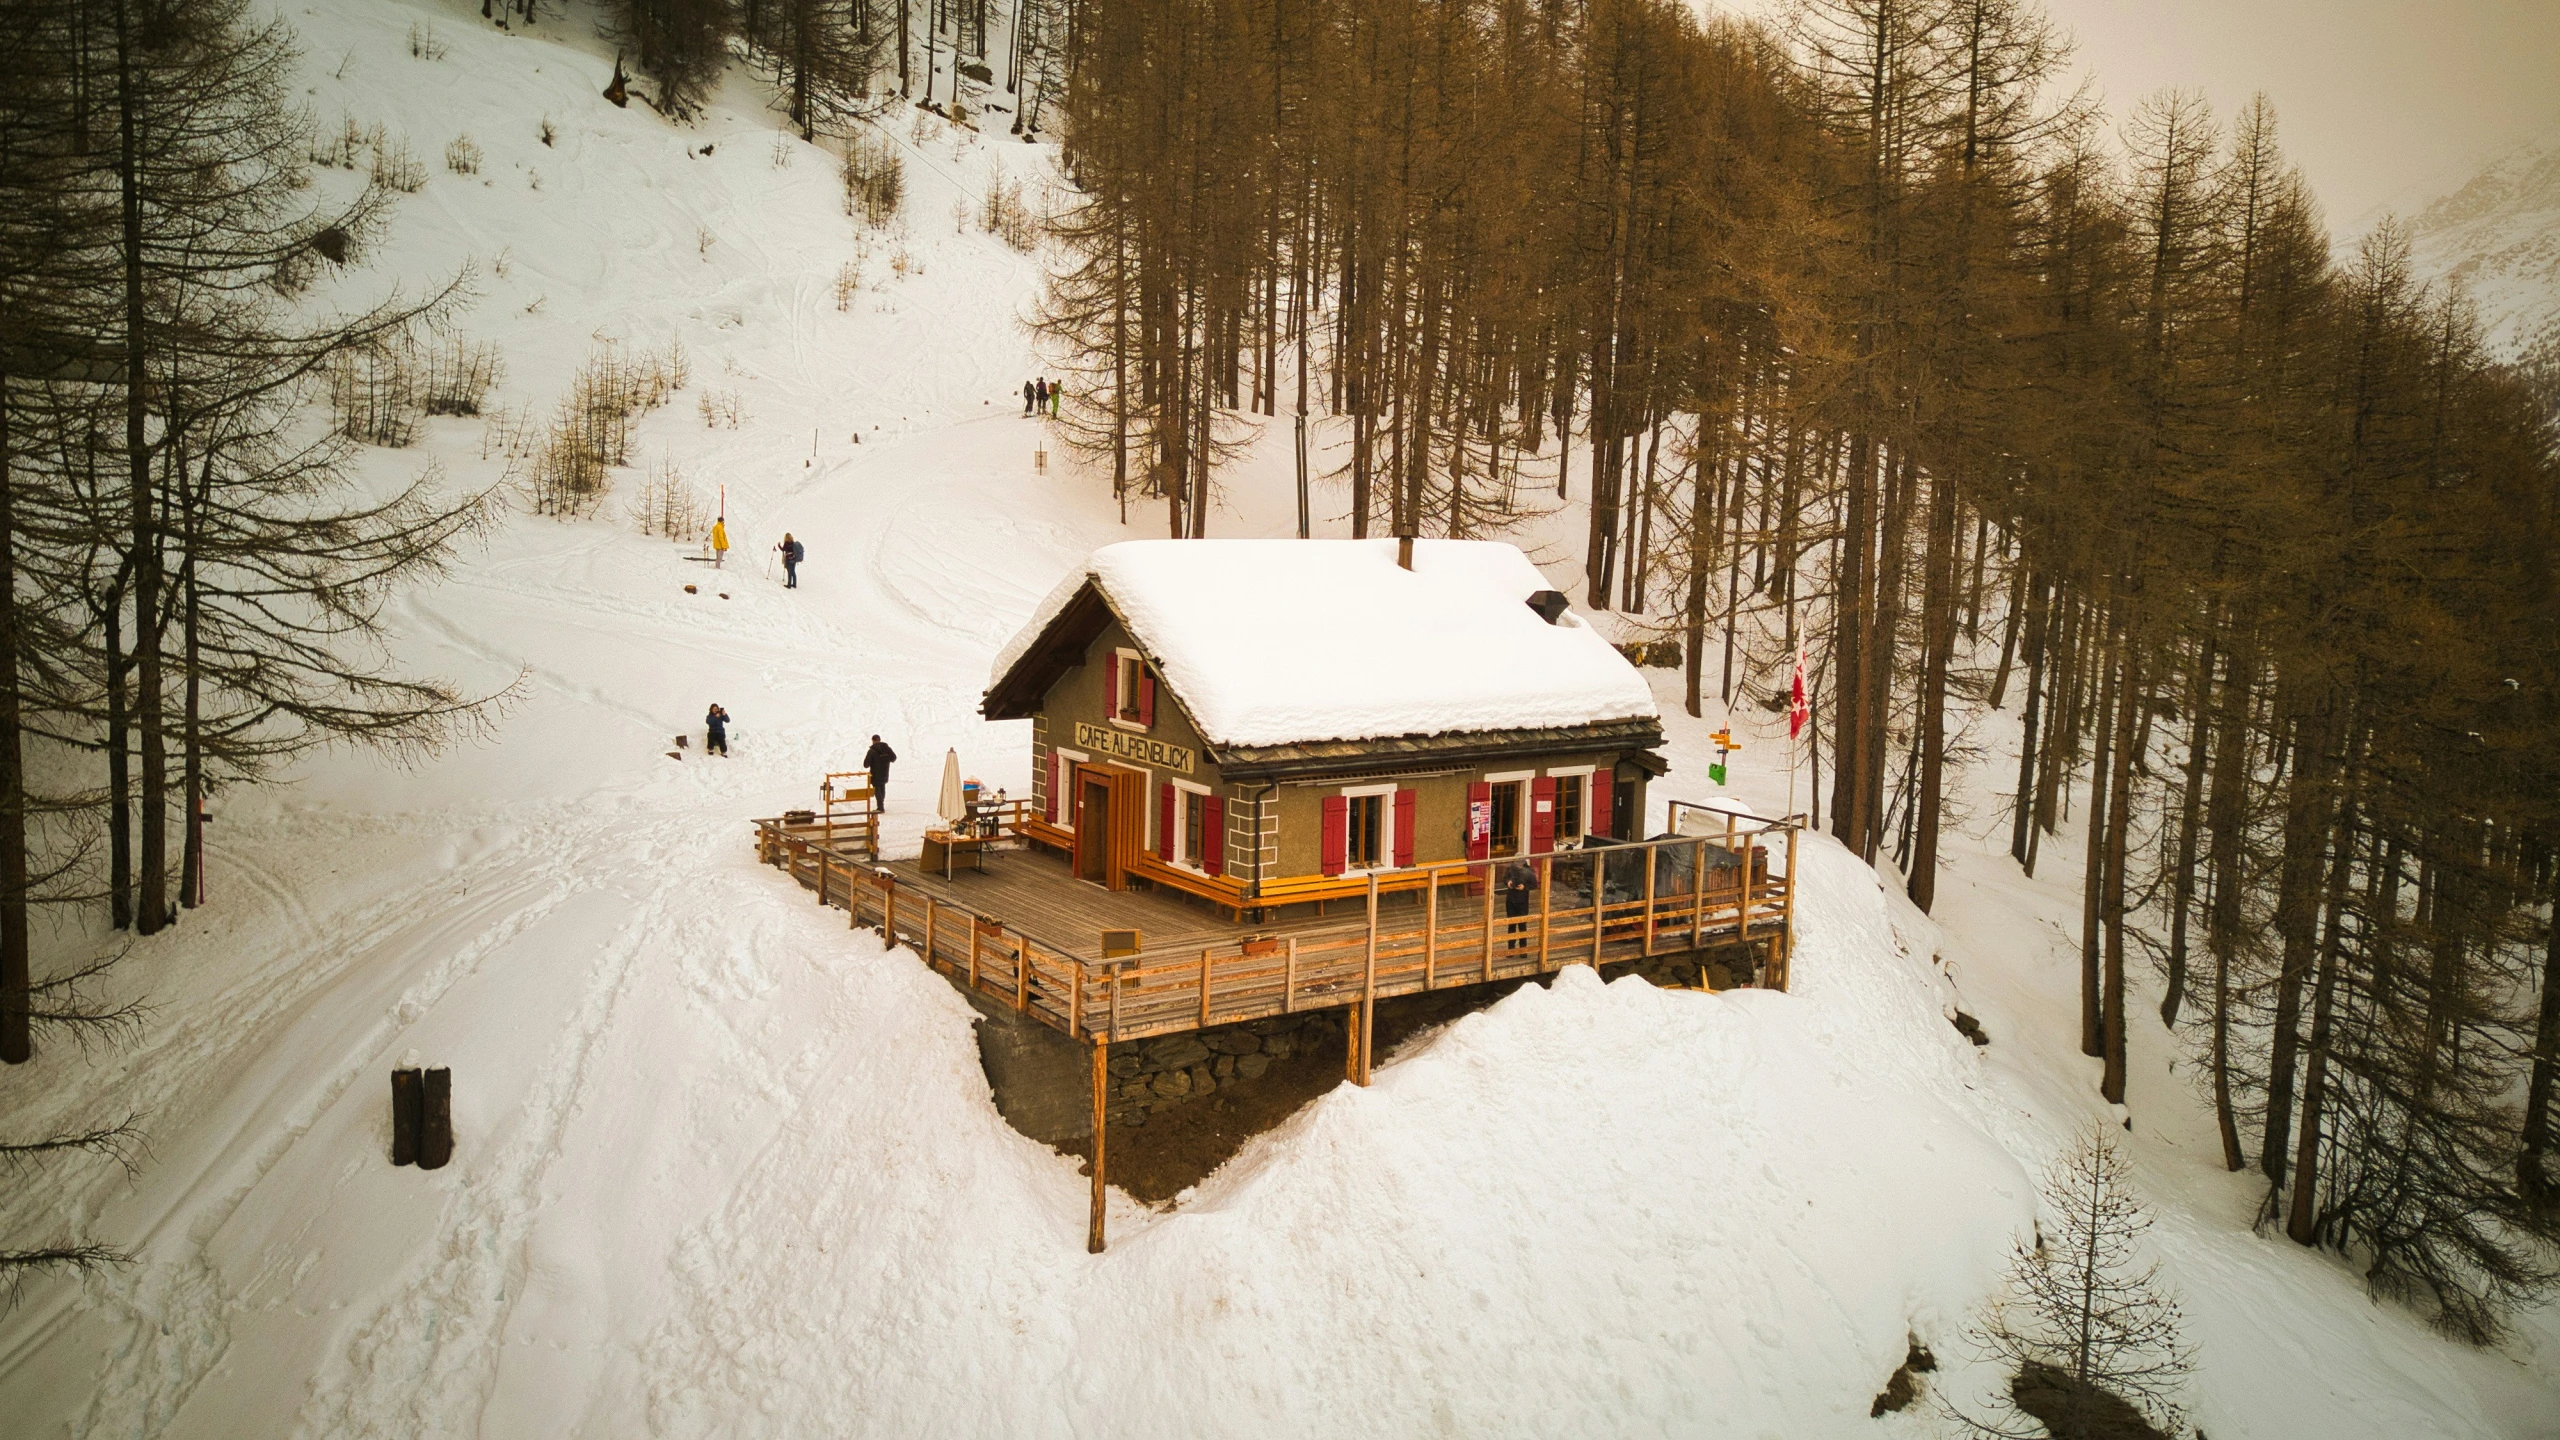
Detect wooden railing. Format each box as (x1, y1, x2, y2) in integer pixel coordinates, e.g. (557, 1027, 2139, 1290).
(753, 812, 1802, 1047)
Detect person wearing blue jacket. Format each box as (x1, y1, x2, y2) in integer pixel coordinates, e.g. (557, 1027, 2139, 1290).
(777, 533, 804, 588)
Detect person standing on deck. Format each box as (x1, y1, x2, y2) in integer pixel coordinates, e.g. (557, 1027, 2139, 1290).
(777, 532, 803, 589)
(710, 516, 729, 569)
(704, 704, 729, 756)
(863, 735, 897, 808)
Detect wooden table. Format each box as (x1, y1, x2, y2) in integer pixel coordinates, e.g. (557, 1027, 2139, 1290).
(921, 830, 989, 878)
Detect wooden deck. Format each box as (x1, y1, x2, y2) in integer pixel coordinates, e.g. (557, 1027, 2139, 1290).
(752, 807, 1799, 1050)
(755, 796, 1798, 1253)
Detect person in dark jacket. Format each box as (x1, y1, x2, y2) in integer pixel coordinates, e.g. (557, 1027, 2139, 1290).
(704, 704, 730, 755)
(863, 734, 897, 807)
(777, 532, 804, 588)
(1502, 860, 1535, 949)
(1034, 377, 1048, 413)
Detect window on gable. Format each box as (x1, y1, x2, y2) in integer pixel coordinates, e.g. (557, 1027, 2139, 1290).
(1115, 653, 1144, 723)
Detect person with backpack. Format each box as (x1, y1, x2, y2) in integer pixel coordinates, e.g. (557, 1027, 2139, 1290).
(1034, 377, 1048, 414)
(704, 703, 730, 756)
(862, 734, 897, 807)
(777, 532, 804, 588)
(1048, 379, 1062, 417)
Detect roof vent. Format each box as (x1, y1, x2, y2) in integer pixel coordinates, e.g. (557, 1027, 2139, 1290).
(1526, 589, 1569, 625)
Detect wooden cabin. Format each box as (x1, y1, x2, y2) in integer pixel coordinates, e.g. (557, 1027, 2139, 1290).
(981, 538, 1669, 919)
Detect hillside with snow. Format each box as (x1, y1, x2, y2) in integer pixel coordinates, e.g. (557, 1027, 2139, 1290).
(0, 3, 2554, 1437)
(2406, 135, 2560, 373)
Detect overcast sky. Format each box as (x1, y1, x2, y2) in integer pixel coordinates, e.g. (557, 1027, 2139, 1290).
(1713, 0, 2560, 234)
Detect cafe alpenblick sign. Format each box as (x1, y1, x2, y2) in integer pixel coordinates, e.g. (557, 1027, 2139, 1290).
(1074, 721, 1195, 774)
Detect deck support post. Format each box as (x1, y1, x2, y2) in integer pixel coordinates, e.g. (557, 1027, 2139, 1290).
(928, 898, 942, 975)
(1536, 858, 1552, 973)
(817, 851, 832, 909)
(1423, 872, 1439, 988)
(1692, 838, 1707, 949)
(1481, 872, 1495, 982)
(1283, 937, 1298, 1013)
(1591, 865, 1605, 972)
(1641, 841, 1657, 958)
(1088, 1039, 1109, 1254)
(1778, 825, 1799, 991)
(1357, 873, 1378, 1085)
(1740, 831, 1756, 980)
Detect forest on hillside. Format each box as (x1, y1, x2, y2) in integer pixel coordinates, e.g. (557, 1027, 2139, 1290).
(2, 0, 2556, 1353)
(1027, 0, 2560, 1341)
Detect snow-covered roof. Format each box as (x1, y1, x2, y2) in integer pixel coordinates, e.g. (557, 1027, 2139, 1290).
(988, 539, 1660, 750)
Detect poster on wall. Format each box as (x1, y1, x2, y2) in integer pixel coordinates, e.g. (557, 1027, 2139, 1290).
(1468, 799, 1491, 844)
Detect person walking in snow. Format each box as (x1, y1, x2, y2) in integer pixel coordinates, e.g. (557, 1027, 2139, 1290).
(704, 703, 730, 756)
(1022, 379, 1036, 415)
(777, 532, 804, 588)
(862, 734, 897, 808)
(1034, 377, 1048, 414)
(1048, 378, 1062, 417)
(711, 516, 729, 569)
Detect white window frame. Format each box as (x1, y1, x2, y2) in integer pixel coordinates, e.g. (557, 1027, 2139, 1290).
(1545, 765, 1595, 846)
(1053, 746, 1089, 832)
(1482, 769, 1533, 858)
(1167, 776, 1212, 870)
(1338, 781, 1400, 874)
(1109, 648, 1148, 731)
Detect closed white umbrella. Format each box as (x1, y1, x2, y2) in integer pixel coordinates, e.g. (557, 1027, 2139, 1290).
(936, 749, 967, 828)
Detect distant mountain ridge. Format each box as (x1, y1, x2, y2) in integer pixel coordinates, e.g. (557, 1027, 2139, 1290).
(2404, 135, 2560, 387)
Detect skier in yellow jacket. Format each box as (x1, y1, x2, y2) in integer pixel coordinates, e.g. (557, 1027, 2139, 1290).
(711, 517, 730, 569)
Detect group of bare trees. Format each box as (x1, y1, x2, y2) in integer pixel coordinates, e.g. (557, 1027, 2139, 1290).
(0, 0, 497, 1274)
(1039, 0, 2560, 1339)
(609, 0, 1075, 136)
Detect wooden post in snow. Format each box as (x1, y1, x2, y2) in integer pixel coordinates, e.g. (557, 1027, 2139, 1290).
(1358, 873, 1379, 1084)
(1088, 1040, 1109, 1253)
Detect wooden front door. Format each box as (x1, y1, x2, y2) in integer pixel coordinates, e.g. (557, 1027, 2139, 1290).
(1073, 764, 1145, 889)
(1077, 775, 1112, 884)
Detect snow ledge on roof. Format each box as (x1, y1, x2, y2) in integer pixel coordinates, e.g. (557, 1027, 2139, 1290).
(990, 539, 1660, 750)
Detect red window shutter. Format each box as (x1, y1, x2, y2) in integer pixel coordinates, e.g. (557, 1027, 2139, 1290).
(1530, 777, 1557, 854)
(1202, 795, 1225, 875)
(1159, 782, 1176, 861)
(1045, 749, 1060, 822)
(1589, 769, 1613, 840)
(1138, 670, 1156, 728)
(1393, 789, 1416, 868)
(1320, 795, 1347, 876)
(1465, 782, 1492, 861)
(1104, 654, 1118, 717)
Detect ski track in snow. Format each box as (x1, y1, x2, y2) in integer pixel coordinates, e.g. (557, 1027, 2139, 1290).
(0, 2, 2553, 1436)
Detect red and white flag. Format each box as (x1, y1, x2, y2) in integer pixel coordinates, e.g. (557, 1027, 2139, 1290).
(1788, 641, 1810, 740)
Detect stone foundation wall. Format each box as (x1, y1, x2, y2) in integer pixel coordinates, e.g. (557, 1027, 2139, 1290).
(1105, 1012, 1340, 1129)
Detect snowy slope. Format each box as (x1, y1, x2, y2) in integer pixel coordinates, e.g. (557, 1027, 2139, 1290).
(2406, 134, 2560, 369)
(0, 2, 2553, 1436)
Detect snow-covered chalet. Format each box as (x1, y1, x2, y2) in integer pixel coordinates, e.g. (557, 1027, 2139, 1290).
(982, 539, 1667, 918)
